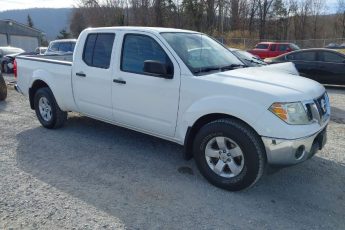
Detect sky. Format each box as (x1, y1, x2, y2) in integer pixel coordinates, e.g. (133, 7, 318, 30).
(0, 0, 76, 12)
(0, 0, 341, 13)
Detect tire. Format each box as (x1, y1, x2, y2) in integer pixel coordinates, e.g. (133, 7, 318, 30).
(3, 62, 9, 73)
(193, 118, 266, 191)
(34, 87, 67, 129)
(0, 74, 7, 101)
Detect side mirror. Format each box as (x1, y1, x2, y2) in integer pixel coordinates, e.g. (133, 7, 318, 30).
(286, 48, 292, 52)
(143, 60, 173, 79)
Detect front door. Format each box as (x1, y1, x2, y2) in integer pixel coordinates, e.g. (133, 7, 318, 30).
(72, 33, 116, 121)
(287, 51, 319, 81)
(268, 44, 277, 57)
(111, 32, 180, 137)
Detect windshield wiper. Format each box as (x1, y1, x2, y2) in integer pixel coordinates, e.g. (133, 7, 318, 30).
(193, 64, 246, 74)
(220, 64, 246, 71)
(193, 66, 222, 74)
(244, 58, 260, 64)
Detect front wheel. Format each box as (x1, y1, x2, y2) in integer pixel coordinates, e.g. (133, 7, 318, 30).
(34, 87, 67, 129)
(193, 119, 266, 191)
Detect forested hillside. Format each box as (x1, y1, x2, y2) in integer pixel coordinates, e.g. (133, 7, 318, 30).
(70, 0, 345, 42)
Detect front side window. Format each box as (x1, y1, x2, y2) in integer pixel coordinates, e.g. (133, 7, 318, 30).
(82, 33, 115, 69)
(287, 51, 316, 61)
(161, 32, 243, 75)
(270, 44, 276, 51)
(121, 34, 173, 76)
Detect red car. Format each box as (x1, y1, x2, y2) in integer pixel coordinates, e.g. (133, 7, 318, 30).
(249, 42, 300, 59)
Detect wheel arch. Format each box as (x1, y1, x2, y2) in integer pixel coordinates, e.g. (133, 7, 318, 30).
(29, 80, 50, 110)
(183, 113, 264, 160)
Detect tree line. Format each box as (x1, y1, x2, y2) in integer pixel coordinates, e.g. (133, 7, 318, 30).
(69, 0, 345, 42)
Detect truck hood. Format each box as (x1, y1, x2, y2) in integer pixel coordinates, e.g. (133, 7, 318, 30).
(201, 66, 325, 102)
(258, 62, 299, 75)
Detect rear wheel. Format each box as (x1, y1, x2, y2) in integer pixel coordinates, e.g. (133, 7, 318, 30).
(34, 87, 67, 129)
(0, 74, 7, 101)
(193, 118, 266, 191)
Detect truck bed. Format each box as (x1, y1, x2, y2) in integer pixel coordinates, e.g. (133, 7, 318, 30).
(15, 54, 76, 112)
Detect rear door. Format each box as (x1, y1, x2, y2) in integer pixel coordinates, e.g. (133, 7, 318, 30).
(111, 32, 180, 137)
(72, 33, 116, 121)
(317, 51, 345, 85)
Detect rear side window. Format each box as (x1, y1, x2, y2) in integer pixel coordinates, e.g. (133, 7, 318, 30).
(121, 34, 173, 76)
(83, 35, 97, 65)
(83, 33, 115, 69)
(287, 51, 316, 61)
(278, 44, 288, 51)
(322, 51, 345, 63)
(255, 44, 269, 49)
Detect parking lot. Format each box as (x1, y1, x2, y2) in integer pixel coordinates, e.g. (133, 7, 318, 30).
(1, 74, 345, 229)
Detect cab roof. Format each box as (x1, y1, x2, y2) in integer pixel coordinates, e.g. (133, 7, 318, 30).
(83, 26, 199, 34)
(257, 42, 294, 44)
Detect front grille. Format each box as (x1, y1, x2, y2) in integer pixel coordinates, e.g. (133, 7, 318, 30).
(304, 93, 330, 125)
(315, 94, 328, 117)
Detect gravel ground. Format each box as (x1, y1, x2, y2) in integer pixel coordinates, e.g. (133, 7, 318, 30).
(1, 75, 345, 229)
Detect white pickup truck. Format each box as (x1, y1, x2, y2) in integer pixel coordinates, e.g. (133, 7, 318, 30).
(15, 27, 330, 191)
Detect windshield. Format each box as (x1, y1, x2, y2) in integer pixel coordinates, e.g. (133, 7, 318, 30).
(233, 50, 266, 66)
(255, 44, 269, 49)
(161, 33, 244, 75)
(290, 44, 300, 50)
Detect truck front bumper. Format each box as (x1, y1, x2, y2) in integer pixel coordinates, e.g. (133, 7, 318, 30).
(262, 126, 327, 166)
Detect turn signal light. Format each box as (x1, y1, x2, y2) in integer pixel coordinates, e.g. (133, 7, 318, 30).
(269, 103, 288, 120)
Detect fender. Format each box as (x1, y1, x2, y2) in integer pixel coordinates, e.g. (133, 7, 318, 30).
(29, 67, 76, 112)
(176, 95, 268, 144)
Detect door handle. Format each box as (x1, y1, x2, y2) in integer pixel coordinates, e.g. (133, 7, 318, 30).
(76, 72, 86, 77)
(113, 79, 126, 84)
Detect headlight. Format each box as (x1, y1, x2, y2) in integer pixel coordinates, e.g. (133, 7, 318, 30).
(269, 102, 311, 125)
